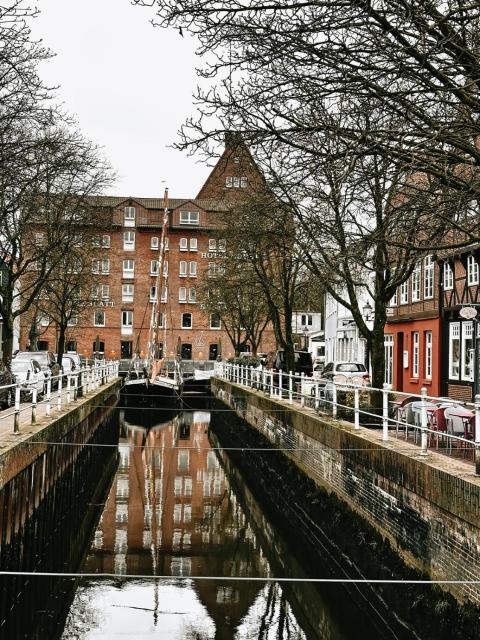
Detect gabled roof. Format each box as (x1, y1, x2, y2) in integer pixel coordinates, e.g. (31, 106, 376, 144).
(87, 195, 228, 212)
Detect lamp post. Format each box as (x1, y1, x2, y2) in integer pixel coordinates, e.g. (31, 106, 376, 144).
(362, 301, 373, 373)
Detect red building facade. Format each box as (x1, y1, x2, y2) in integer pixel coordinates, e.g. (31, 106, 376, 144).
(385, 256, 441, 396)
(21, 138, 276, 360)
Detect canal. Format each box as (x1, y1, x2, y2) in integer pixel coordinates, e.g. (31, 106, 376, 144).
(1, 399, 478, 639)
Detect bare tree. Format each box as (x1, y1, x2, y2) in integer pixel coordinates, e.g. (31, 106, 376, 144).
(198, 255, 270, 357)
(139, 0, 480, 242)
(0, 3, 113, 362)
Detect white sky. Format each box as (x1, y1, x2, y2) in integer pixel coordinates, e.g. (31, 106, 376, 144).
(31, 0, 212, 198)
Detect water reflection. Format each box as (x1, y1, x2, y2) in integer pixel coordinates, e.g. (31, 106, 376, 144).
(62, 410, 308, 639)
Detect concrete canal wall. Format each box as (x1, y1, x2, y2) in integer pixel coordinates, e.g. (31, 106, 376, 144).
(212, 378, 480, 606)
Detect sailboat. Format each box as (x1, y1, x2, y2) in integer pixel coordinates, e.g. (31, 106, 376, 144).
(124, 190, 183, 399)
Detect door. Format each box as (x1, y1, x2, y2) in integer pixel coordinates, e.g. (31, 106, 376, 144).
(209, 343, 218, 361)
(396, 332, 404, 391)
(181, 343, 192, 360)
(121, 341, 133, 359)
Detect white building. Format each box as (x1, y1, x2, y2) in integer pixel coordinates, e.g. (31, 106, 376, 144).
(324, 290, 373, 368)
(292, 311, 324, 360)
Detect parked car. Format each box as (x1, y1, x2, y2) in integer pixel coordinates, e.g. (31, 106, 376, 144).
(272, 350, 313, 376)
(60, 356, 77, 377)
(11, 359, 44, 398)
(0, 361, 14, 408)
(13, 351, 60, 388)
(58, 352, 84, 369)
(320, 362, 370, 387)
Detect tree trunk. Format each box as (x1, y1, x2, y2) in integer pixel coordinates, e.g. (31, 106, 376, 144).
(2, 316, 14, 364)
(369, 314, 387, 410)
(57, 323, 67, 366)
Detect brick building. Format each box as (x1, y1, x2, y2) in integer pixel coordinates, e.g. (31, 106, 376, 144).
(384, 255, 442, 396)
(22, 137, 276, 360)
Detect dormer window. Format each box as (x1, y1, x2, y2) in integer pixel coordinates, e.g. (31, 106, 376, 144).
(124, 206, 136, 227)
(179, 211, 199, 226)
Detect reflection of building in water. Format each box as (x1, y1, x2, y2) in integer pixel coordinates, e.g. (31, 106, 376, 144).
(85, 411, 268, 637)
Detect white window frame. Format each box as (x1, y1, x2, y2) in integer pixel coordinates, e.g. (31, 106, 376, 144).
(188, 287, 196, 303)
(122, 284, 134, 303)
(179, 286, 187, 303)
(102, 235, 111, 248)
(424, 255, 434, 299)
(124, 206, 136, 226)
(35, 232, 45, 246)
(180, 238, 188, 251)
(400, 281, 408, 305)
(121, 310, 133, 328)
(181, 313, 192, 328)
(425, 331, 432, 380)
(461, 321, 474, 381)
(412, 331, 419, 378)
(218, 238, 226, 252)
(189, 261, 197, 277)
(208, 238, 217, 251)
(123, 230, 135, 251)
(240, 176, 247, 188)
(92, 259, 100, 274)
(210, 313, 221, 329)
(190, 238, 197, 251)
(384, 335, 394, 385)
(149, 286, 157, 302)
(94, 310, 105, 327)
(67, 312, 77, 327)
(151, 236, 159, 249)
(91, 285, 99, 300)
(443, 263, 454, 290)
(101, 284, 109, 300)
(411, 265, 421, 302)
(467, 255, 479, 286)
(150, 260, 159, 276)
(449, 322, 460, 380)
(161, 286, 168, 303)
(164, 237, 169, 251)
(179, 211, 199, 226)
(225, 176, 233, 188)
(179, 261, 187, 277)
(101, 258, 110, 275)
(389, 290, 398, 307)
(233, 176, 240, 187)
(122, 259, 134, 279)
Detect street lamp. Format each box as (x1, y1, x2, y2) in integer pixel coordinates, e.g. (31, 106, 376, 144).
(362, 301, 373, 372)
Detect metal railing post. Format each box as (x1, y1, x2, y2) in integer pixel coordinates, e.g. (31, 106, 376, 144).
(279, 369, 283, 398)
(45, 378, 51, 416)
(300, 372, 305, 407)
(315, 381, 320, 412)
(270, 371, 274, 397)
(66, 375, 71, 404)
(420, 386, 428, 455)
(288, 371, 293, 405)
(354, 386, 360, 429)
(14, 384, 20, 433)
(332, 382, 337, 419)
(31, 387, 37, 424)
(57, 376, 63, 411)
(382, 383, 389, 441)
(475, 394, 480, 476)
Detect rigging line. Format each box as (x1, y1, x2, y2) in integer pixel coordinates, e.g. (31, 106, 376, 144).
(0, 571, 478, 585)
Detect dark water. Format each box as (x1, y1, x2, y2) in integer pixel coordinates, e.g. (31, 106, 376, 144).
(60, 408, 317, 639)
(4, 401, 474, 639)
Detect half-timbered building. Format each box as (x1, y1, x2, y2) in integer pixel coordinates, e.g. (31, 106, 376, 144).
(439, 244, 480, 402)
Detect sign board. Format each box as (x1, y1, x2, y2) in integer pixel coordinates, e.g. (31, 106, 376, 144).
(460, 306, 478, 320)
(403, 350, 409, 369)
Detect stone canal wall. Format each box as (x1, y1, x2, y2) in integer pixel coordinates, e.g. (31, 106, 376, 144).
(212, 378, 480, 606)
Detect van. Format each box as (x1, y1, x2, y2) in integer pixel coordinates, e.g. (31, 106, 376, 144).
(272, 350, 313, 376)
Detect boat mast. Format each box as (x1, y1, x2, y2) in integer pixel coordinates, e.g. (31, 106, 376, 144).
(147, 187, 169, 378)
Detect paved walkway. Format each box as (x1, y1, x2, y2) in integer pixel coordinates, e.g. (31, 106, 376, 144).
(0, 380, 119, 449)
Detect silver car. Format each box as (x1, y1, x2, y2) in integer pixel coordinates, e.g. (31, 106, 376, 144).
(11, 359, 44, 398)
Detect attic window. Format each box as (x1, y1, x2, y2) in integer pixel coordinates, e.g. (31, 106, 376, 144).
(179, 211, 199, 225)
(233, 156, 240, 163)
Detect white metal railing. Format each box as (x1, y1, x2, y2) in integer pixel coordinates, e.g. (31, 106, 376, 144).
(0, 360, 120, 434)
(215, 362, 480, 473)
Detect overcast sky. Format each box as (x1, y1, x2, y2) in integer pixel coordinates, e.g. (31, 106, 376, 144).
(31, 0, 212, 198)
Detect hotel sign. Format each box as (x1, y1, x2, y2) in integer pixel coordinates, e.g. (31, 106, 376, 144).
(459, 306, 478, 320)
(201, 252, 218, 258)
